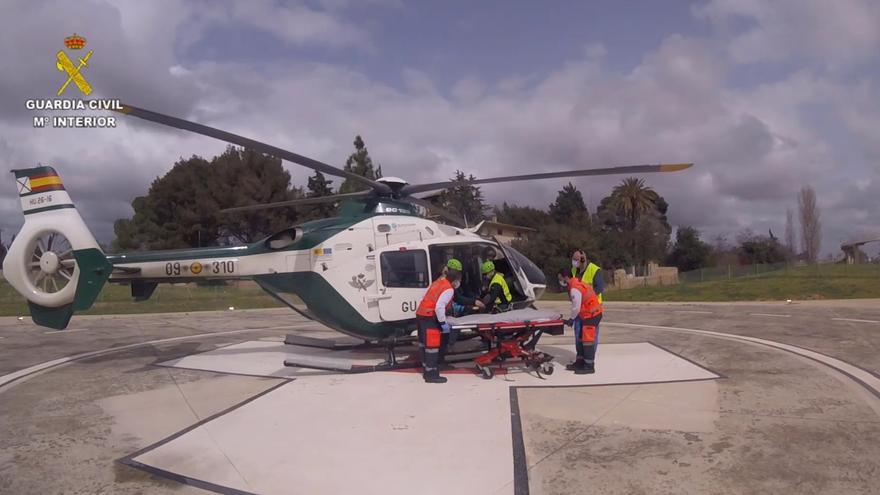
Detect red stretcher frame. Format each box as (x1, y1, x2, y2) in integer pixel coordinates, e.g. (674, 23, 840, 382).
(451, 318, 565, 379)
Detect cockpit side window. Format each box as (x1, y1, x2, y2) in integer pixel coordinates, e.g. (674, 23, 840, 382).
(265, 228, 301, 250)
(380, 250, 429, 288)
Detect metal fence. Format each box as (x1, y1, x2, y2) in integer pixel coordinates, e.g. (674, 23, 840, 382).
(678, 262, 880, 284)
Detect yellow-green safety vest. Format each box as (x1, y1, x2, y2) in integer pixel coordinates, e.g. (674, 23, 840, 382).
(572, 262, 603, 304)
(490, 272, 513, 305)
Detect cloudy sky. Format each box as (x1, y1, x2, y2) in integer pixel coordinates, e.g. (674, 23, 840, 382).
(1, 0, 879, 257)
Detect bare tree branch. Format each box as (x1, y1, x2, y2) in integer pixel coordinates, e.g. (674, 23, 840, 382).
(798, 186, 821, 263)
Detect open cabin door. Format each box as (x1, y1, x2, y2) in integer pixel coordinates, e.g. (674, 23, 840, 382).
(374, 245, 431, 322)
(495, 240, 547, 302)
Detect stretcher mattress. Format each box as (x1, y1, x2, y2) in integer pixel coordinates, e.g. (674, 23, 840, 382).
(448, 308, 564, 328)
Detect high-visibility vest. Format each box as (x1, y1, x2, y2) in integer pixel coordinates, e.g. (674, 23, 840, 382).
(569, 278, 602, 319)
(573, 262, 603, 304)
(416, 278, 453, 318)
(490, 272, 512, 305)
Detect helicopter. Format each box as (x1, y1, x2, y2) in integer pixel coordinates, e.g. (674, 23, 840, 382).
(2, 103, 692, 340)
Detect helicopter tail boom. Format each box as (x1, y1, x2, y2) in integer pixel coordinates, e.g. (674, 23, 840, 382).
(3, 166, 112, 329)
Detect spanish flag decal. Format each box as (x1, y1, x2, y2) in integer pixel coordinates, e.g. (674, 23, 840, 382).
(13, 166, 76, 215)
(16, 167, 65, 196)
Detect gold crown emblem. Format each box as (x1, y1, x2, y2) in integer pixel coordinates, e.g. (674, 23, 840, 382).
(64, 33, 86, 50)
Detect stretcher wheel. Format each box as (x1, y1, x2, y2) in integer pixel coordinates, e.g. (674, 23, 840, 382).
(541, 363, 554, 375)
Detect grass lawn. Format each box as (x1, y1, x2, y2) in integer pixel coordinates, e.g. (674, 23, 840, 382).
(0, 278, 284, 317)
(3, 263, 877, 317)
(544, 264, 880, 302)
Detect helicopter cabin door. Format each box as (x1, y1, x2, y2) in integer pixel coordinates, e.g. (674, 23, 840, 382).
(374, 245, 432, 322)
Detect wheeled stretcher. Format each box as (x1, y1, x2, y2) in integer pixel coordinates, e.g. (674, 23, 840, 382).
(448, 309, 565, 379)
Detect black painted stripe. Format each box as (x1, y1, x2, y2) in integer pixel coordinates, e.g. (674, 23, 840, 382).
(22, 203, 76, 215)
(510, 387, 530, 495)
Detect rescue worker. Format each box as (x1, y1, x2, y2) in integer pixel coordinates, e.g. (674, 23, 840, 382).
(557, 268, 603, 374)
(479, 260, 512, 313)
(451, 270, 485, 316)
(415, 258, 463, 383)
(571, 250, 604, 304)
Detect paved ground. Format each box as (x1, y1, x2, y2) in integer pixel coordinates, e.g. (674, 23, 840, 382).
(0, 300, 878, 494)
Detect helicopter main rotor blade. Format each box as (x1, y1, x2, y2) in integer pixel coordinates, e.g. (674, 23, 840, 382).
(220, 191, 372, 213)
(401, 163, 693, 195)
(115, 103, 391, 194)
(400, 196, 466, 227)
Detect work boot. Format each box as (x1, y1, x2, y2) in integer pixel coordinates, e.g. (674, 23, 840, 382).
(566, 357, 585, 371)
(575, 362, 595, 375)
(423, 369, 447, 384)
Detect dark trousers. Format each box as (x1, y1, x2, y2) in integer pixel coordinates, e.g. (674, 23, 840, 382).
(417, 316, 440, 372)
(573, 313, 602, 364)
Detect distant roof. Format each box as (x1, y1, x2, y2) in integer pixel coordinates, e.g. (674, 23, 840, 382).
(475, 220, 536, 233)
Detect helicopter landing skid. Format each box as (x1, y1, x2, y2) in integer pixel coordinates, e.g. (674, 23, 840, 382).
(283, 336, 420, 374)
(283, 338, 485, 374)
(283, 334, 418, 350)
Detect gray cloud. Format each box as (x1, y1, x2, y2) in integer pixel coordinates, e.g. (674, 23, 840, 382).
(695, 0, 880, 69)
(1, 1, 879, 260)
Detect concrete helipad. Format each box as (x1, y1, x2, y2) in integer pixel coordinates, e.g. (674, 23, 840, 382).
(127, 341, 718, 494)
(1, 300, 879, 494)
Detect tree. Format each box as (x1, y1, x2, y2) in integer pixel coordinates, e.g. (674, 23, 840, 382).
(549, 182, 589, 225)
(435, 170, 488, 226)
(595, 178, 669, 266)
(784, 208, 796, 258)
(511, 222, 601, 286)
(610, 177, 660, 230)
(666, 226, 711, 271)
(798, 186, 821, 262)
(494, 203, 552, 229)
(708, 234, 738, 266)
(304, 170, 336, 219)
(339, 135, 382, 194)
(736, 229, 786, 264)
(114, 147, 301, 251)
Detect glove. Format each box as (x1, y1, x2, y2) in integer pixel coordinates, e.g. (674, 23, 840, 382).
(440, 322, 451, 333)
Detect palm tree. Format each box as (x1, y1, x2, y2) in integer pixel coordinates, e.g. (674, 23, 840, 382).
(611, 177, 659, 230)
(611, 177, 660, 266)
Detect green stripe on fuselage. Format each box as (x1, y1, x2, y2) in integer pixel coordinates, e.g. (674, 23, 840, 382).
(255, 271, 412, 341)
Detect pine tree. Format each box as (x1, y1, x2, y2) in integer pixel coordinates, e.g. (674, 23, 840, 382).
(436, 170, 488, 226)
(307, 170, 333, 197)
(549, 182, 589, 225)
(305, 171, 336, 219)
(339, 135, 381, 193)
(113, 147, 300, 250)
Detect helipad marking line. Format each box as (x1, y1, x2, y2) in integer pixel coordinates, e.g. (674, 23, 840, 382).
(674, 310, 714, 314)
(831, 318, 880, 324)
(607, 322, 880, 400)
(43, 328, 90, 335)
(0, 324, 312, 390)
(749, 313, 791, 318)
